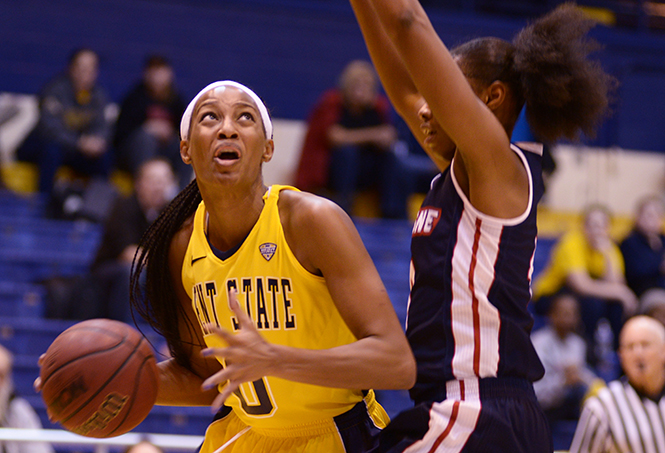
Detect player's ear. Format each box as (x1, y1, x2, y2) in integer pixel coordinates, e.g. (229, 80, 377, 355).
(485, 80, 506, 109)
(180, 140, 192, 165)
(262, 139, 274, 163)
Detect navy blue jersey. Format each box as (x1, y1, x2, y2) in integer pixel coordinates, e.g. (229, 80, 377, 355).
(407, 143, 545, 405)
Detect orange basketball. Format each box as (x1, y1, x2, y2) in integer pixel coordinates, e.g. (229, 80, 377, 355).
(39, 319, 158, 438)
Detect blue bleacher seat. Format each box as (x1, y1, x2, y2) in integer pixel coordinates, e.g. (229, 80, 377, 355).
(0, 281, 46, 317)
(10, 354, 41, 397)
(356, 218, 412, 324)
(551, 420, 578, 452)
(0, 190, 47, 219)
(0, 317, 76, 356)
(375, 389, 412, 419)
(533, 237, 556, 279)
(0, 216, 101, 283)
(355, 219, 415, 417)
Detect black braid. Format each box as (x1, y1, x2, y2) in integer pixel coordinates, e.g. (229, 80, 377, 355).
(130, 179, 202, 369)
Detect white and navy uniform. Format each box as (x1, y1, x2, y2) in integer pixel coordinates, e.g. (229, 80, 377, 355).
(373, 143, 551, 453)
(570, 378, 665, 453)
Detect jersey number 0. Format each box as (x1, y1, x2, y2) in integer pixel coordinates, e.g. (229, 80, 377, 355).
(234, 377, 275, 416)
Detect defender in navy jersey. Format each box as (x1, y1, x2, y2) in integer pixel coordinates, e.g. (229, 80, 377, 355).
(408, 142, 545, 404)
(349, 1, 616, 451)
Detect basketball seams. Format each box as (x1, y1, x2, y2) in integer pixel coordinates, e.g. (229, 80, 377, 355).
(40, 319, 158, 438)
(58, 335, 147, 426)
(107, 342, 157, 436)
(40, 325, 133, 385)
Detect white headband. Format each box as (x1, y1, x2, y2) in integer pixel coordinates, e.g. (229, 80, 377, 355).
(180, 80, 273, 140)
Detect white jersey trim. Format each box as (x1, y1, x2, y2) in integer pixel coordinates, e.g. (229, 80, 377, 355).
(403, 399, 480, 453)
(450, 144, 534, 227)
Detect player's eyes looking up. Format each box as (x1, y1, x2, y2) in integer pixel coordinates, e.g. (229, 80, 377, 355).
(200, 111, 218, 122)
(197, 109, 255, 126)
(238, 111, 255, 122)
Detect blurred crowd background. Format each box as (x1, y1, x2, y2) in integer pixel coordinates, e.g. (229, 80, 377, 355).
(1, 1, 665, 451)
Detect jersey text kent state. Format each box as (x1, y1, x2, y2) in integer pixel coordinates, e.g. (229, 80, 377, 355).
(192, 277, 296, 335)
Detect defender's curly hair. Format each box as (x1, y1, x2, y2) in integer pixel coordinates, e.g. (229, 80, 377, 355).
(130, 179, 202, 369)
(451, 3, 617, 143)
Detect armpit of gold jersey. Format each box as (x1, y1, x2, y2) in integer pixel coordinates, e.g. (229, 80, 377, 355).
(182, 185, 363, 429)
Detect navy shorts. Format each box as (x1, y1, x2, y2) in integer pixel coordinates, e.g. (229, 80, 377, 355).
(371, 377, 552, 453)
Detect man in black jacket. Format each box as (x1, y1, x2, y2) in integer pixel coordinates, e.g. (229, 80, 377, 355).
(49, 157, 177, 321)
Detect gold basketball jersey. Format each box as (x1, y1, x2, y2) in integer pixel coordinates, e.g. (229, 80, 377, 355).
(182, 185, 364, 429)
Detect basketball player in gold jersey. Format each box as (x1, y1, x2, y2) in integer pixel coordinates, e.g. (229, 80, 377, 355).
(129, 80, 416, 452)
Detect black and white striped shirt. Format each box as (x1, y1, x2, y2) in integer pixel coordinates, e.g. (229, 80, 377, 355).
(569, 378, 665, 453)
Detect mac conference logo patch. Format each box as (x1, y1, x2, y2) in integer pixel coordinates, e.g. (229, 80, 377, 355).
(259, 243, 277, 261)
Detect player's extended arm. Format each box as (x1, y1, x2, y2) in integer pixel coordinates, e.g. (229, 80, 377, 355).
(358, 0, 529, 219)
(349, 0, 450, 171)
(362, 0, 506, 158)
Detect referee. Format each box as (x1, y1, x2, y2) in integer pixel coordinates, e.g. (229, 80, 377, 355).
(569, 315, 665, 452)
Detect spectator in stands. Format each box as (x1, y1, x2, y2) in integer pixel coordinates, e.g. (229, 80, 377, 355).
(114, 55, 190, 189)
(84, 157, 177, 321)
(43, 157, 176, 320)
(533, 204, 638, 357)
(16, 48, 113, 195)
(294, 60, 406, 218)
(569, 315, 665, 453)
(620, 194, 665, 297)
(531, 292, 599, 428)
(0, 344, 54, 453)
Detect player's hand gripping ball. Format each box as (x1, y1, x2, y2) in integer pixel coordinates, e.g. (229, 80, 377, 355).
(39, 319, 158, 438)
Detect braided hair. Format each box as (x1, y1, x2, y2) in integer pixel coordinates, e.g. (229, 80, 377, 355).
(451, 2, 617, 143)
(130, 179, 202, 369)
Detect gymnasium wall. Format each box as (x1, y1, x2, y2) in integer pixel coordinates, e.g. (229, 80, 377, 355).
(1, 0, 665, 150)
(1, 0, 665, 217)
(545, 145, 665, 217)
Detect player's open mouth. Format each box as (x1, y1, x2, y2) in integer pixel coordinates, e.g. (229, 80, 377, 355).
(215, 151, 239, 161)
(214, 141, 241, 162)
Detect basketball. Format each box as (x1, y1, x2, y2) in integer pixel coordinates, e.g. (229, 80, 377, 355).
(39, 319, 159, 438)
